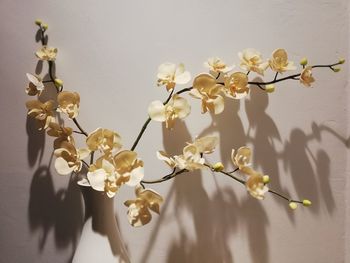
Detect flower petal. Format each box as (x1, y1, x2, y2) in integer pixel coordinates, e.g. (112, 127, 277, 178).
(175, 71, 191, 85)
(148, 101, 166, 122)
(126, 166, 144, 186)
(55, 157, 74, 175)
(87, 169, 107, 192)
(172, 95, 191, 119)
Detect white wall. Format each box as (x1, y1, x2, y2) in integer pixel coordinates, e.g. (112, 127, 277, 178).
(0, 0, 349, 262)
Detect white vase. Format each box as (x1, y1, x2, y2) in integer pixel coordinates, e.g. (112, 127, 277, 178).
(72, 187, 130, 263)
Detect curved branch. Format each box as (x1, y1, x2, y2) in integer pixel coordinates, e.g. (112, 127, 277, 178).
(248, 62, 342, 87)
(141, 168, 187, 184)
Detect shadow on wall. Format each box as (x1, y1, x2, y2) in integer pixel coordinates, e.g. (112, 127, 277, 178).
(27, 29, 132, 263)
(140, 121, 269, 263)
(27, 145, 84, 263)
(139, 83, 349, 263)
(27, 32, 86, 262)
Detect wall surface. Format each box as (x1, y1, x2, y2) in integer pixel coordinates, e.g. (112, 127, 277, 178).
(0, 1, 349, 263)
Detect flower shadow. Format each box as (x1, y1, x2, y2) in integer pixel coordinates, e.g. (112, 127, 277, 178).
(141, 119, 270, 263)
(27, 160, 84, 263)
(162, 121, 239, 263)
(26, 116, 45, 167)
(197, 98, 246, 168)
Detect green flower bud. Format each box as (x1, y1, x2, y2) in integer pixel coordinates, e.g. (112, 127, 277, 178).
(35, 19, 42, 26)
(212, 162, 224, 172)
(339, 58, 345, 64)
(262, 175, 270, 184)
(300, 57, 308, 66)
(265, 84, 275, 93)
(54, 78, 63, 87)
(333, 67, 341, 73)
(42, 23, 48, 30)
(302, 199, 312, 207)
(289, 202, 298, 210)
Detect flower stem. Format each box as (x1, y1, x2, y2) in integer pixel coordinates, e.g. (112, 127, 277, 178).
(204, 163, 304, 204)
(48, 61, 59, 93)
(141, 169, 187, 184)
(130, 86, 193, 151)
(72, 118, 88, 136)
(248, 62, 342, 87)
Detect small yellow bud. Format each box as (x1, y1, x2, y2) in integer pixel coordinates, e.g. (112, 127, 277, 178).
(300, 57, 308, 66)
(302, 199, 312, 207)
(333, 67, 341, 73)
(339, 58, 345, 64)
(42, 23, 48, 30)
(289, 202, 298, 210)
(265, 84, 275, 93)
(54, 78, 63, 87)
(35, 19, 42, 26)
(212, 162, 224, 172)
(262, 175, 270, 184)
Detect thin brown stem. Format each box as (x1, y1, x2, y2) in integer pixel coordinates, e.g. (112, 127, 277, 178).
(248, 62, 342, 87)
(141, 169, 187, 184)
(72, 118, 88, 137)
(90, 151, 95, 165)
(205, 163, 304, 203)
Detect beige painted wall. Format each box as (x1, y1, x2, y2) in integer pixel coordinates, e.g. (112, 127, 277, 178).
(0, 0, 349, 262)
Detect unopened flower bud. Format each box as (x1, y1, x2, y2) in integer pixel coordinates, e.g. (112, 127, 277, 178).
(265, 84, 275, 93)
(42, 23, 48, 30)
(333, 67, 341, 73)
(302, 199, 312, 207)
(213, 162, 224, 172)
(300, 57, 308, 66)
(339, 58, 345, 64)
(54, 78, 63, 87)
(35, 19, 42, 26)
(289, 202, 298, 210)
(262, 175, 270, 184)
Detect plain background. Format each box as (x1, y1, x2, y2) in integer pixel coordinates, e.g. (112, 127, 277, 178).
(0, 0, 349, 262)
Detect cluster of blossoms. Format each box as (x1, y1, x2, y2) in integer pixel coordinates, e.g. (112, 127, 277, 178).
(149, 48, 329, 128)
(25, 20, 344, 227)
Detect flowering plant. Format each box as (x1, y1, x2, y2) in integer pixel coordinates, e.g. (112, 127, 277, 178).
(25, 20, 345, 226)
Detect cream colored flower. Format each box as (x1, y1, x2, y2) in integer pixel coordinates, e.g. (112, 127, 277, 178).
(87, 151, 144, 197)
(157, 135, 218, 171)
(86, 128, 122, 154)
(238, 49, 269, 75)
(241, 166, 269, 200)
(246, 173, 269, 200)
(124, 185, 163, 227)
(173, 144, 205, 171)
(35, 46, 57, 61)
(87, 158, 121, 197)
(190, 74, 224, 114)
(26, 73, 44, 96)
(157, 63, 191, 91)
(57, 91, 80, 119)
(156, 151, 177, 168)
(193, 135, 218, 154)
(231, 146, 252, 169)
(47, 122, 74, 149)
(204, 57, 234, 73)
(300, 66, 315, 87)
(269, 49, 296, 73)
(114, 150, 144, 186)
(148, 95, 190, 129)
(224, 72, 249, 99)
(54, 141, 90, 175)
(26, 99, 55, 129)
